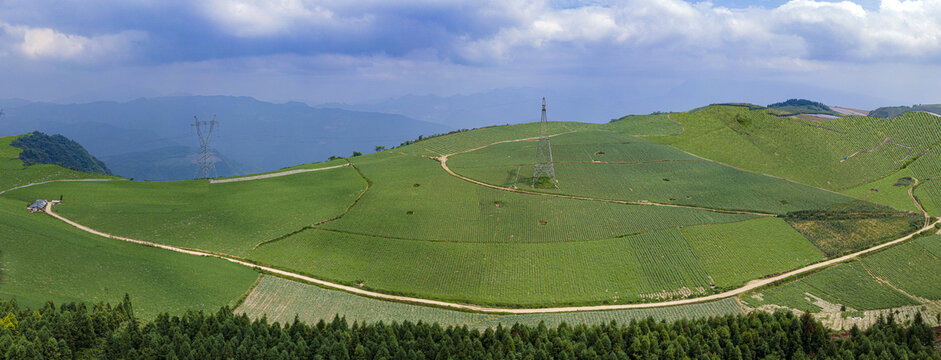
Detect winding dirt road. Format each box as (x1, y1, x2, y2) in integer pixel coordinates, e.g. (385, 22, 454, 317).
(209, 163, 350, 184)
(41, 195, 939, 314)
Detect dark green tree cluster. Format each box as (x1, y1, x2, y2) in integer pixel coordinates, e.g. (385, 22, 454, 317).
(10, 132, 112, 175)
(0, 296, 937, 359)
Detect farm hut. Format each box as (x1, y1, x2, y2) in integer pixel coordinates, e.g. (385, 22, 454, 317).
(27, 200, 47, 213)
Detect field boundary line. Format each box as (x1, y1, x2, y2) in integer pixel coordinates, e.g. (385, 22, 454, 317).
(857, 259, 928, 304)
(252, 160, 372, 250)
(210, 163, 350, 184)
(41, 200, 941, 314)
(0, 178, 117, 196)
(439, 154, 775, 217)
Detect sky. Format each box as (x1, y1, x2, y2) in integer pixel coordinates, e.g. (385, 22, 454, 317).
(0, 0, 939, 119)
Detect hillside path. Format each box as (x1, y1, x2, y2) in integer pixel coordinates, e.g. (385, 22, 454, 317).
(0, 178, 116, 196)
(209, 163, 350, 184)
(42, 200, 939, 314)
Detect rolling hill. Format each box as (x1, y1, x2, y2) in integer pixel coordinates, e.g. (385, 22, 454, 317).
(2, 101, 941, 330)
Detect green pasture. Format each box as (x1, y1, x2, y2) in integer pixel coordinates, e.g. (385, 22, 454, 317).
(0, 197, 258, 320)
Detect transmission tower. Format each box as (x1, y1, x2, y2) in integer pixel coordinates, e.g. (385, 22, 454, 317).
(532, 97, 558, 188)
(192, 115, 219, 179)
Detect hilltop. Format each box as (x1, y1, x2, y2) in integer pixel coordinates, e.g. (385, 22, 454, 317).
(869, 104, 941, 118)
(10, 131, 112, 176)
(1, 100, 940, 331)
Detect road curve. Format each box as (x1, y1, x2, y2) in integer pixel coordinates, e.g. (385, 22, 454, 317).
(42, 201, 939, 314)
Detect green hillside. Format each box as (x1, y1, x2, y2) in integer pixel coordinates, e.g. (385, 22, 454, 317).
(11, 131, 112, 175)
(3, 98, 941, 329)
(869, 104, 941, 118)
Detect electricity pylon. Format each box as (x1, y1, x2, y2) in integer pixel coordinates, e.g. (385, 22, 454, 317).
(192, 115, 218, 179)
(532, 97, 558, 189)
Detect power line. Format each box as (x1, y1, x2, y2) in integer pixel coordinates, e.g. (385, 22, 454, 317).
(532, 97, 558, 189)
(192, 115, 218, 179)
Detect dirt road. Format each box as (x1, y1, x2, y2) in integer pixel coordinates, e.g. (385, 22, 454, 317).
(42, 199, 939, 314)
(209, 164, 350, 184)
(0, 178, 115, 195)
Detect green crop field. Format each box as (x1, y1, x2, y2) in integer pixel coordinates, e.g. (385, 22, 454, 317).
(682, 217, 825, 288)
(0, 197, 258, 319)
(650, 106, 941, 191)
(320, 153, 756, 243)
(745, 261, 917, 313)
(448, 129, 855, 214)
(236, 275, 744, 329)
(860, 235, 941, 300)
(1, 165, 366, 256)
(251, 228, 721, 306)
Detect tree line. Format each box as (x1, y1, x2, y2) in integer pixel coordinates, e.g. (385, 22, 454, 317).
(0, 295, 937, 359)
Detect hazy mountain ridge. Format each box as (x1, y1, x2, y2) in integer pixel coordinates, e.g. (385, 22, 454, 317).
(0, 96, 450, 180)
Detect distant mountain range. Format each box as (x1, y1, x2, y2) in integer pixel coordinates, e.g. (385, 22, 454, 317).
(0, 96, 450, 180)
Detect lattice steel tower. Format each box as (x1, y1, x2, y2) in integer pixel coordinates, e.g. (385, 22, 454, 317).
(532, 97, 558, 188)
(192, 115, 219, 179)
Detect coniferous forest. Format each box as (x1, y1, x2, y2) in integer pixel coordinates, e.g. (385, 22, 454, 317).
(0, 297, 937, 359)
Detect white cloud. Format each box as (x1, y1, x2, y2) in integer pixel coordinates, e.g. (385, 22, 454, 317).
(0, 22, 144, 62)
(201, 0, 354, 37)
(460, 0, 941, 65)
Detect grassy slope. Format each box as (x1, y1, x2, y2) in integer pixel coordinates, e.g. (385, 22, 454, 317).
(321, 152, 755, 243)
(649, 107, 941, 192)
(0, 135, 120, 192)
(0, 197, 258, 320)
(235, 275, 745, 329)
(1, 166, 366, 256)
(448, 130, 854, 214)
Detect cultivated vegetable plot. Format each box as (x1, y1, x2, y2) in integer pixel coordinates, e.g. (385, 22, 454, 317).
(682, 217, 825, 288)
(861, 236, 941, 300)
(449, 129, 854, 214)
(325, 154, 755, 243)
(236, 276, 744, 329)
(0, 196, 258, 320)
(250, 227, 735, 306)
